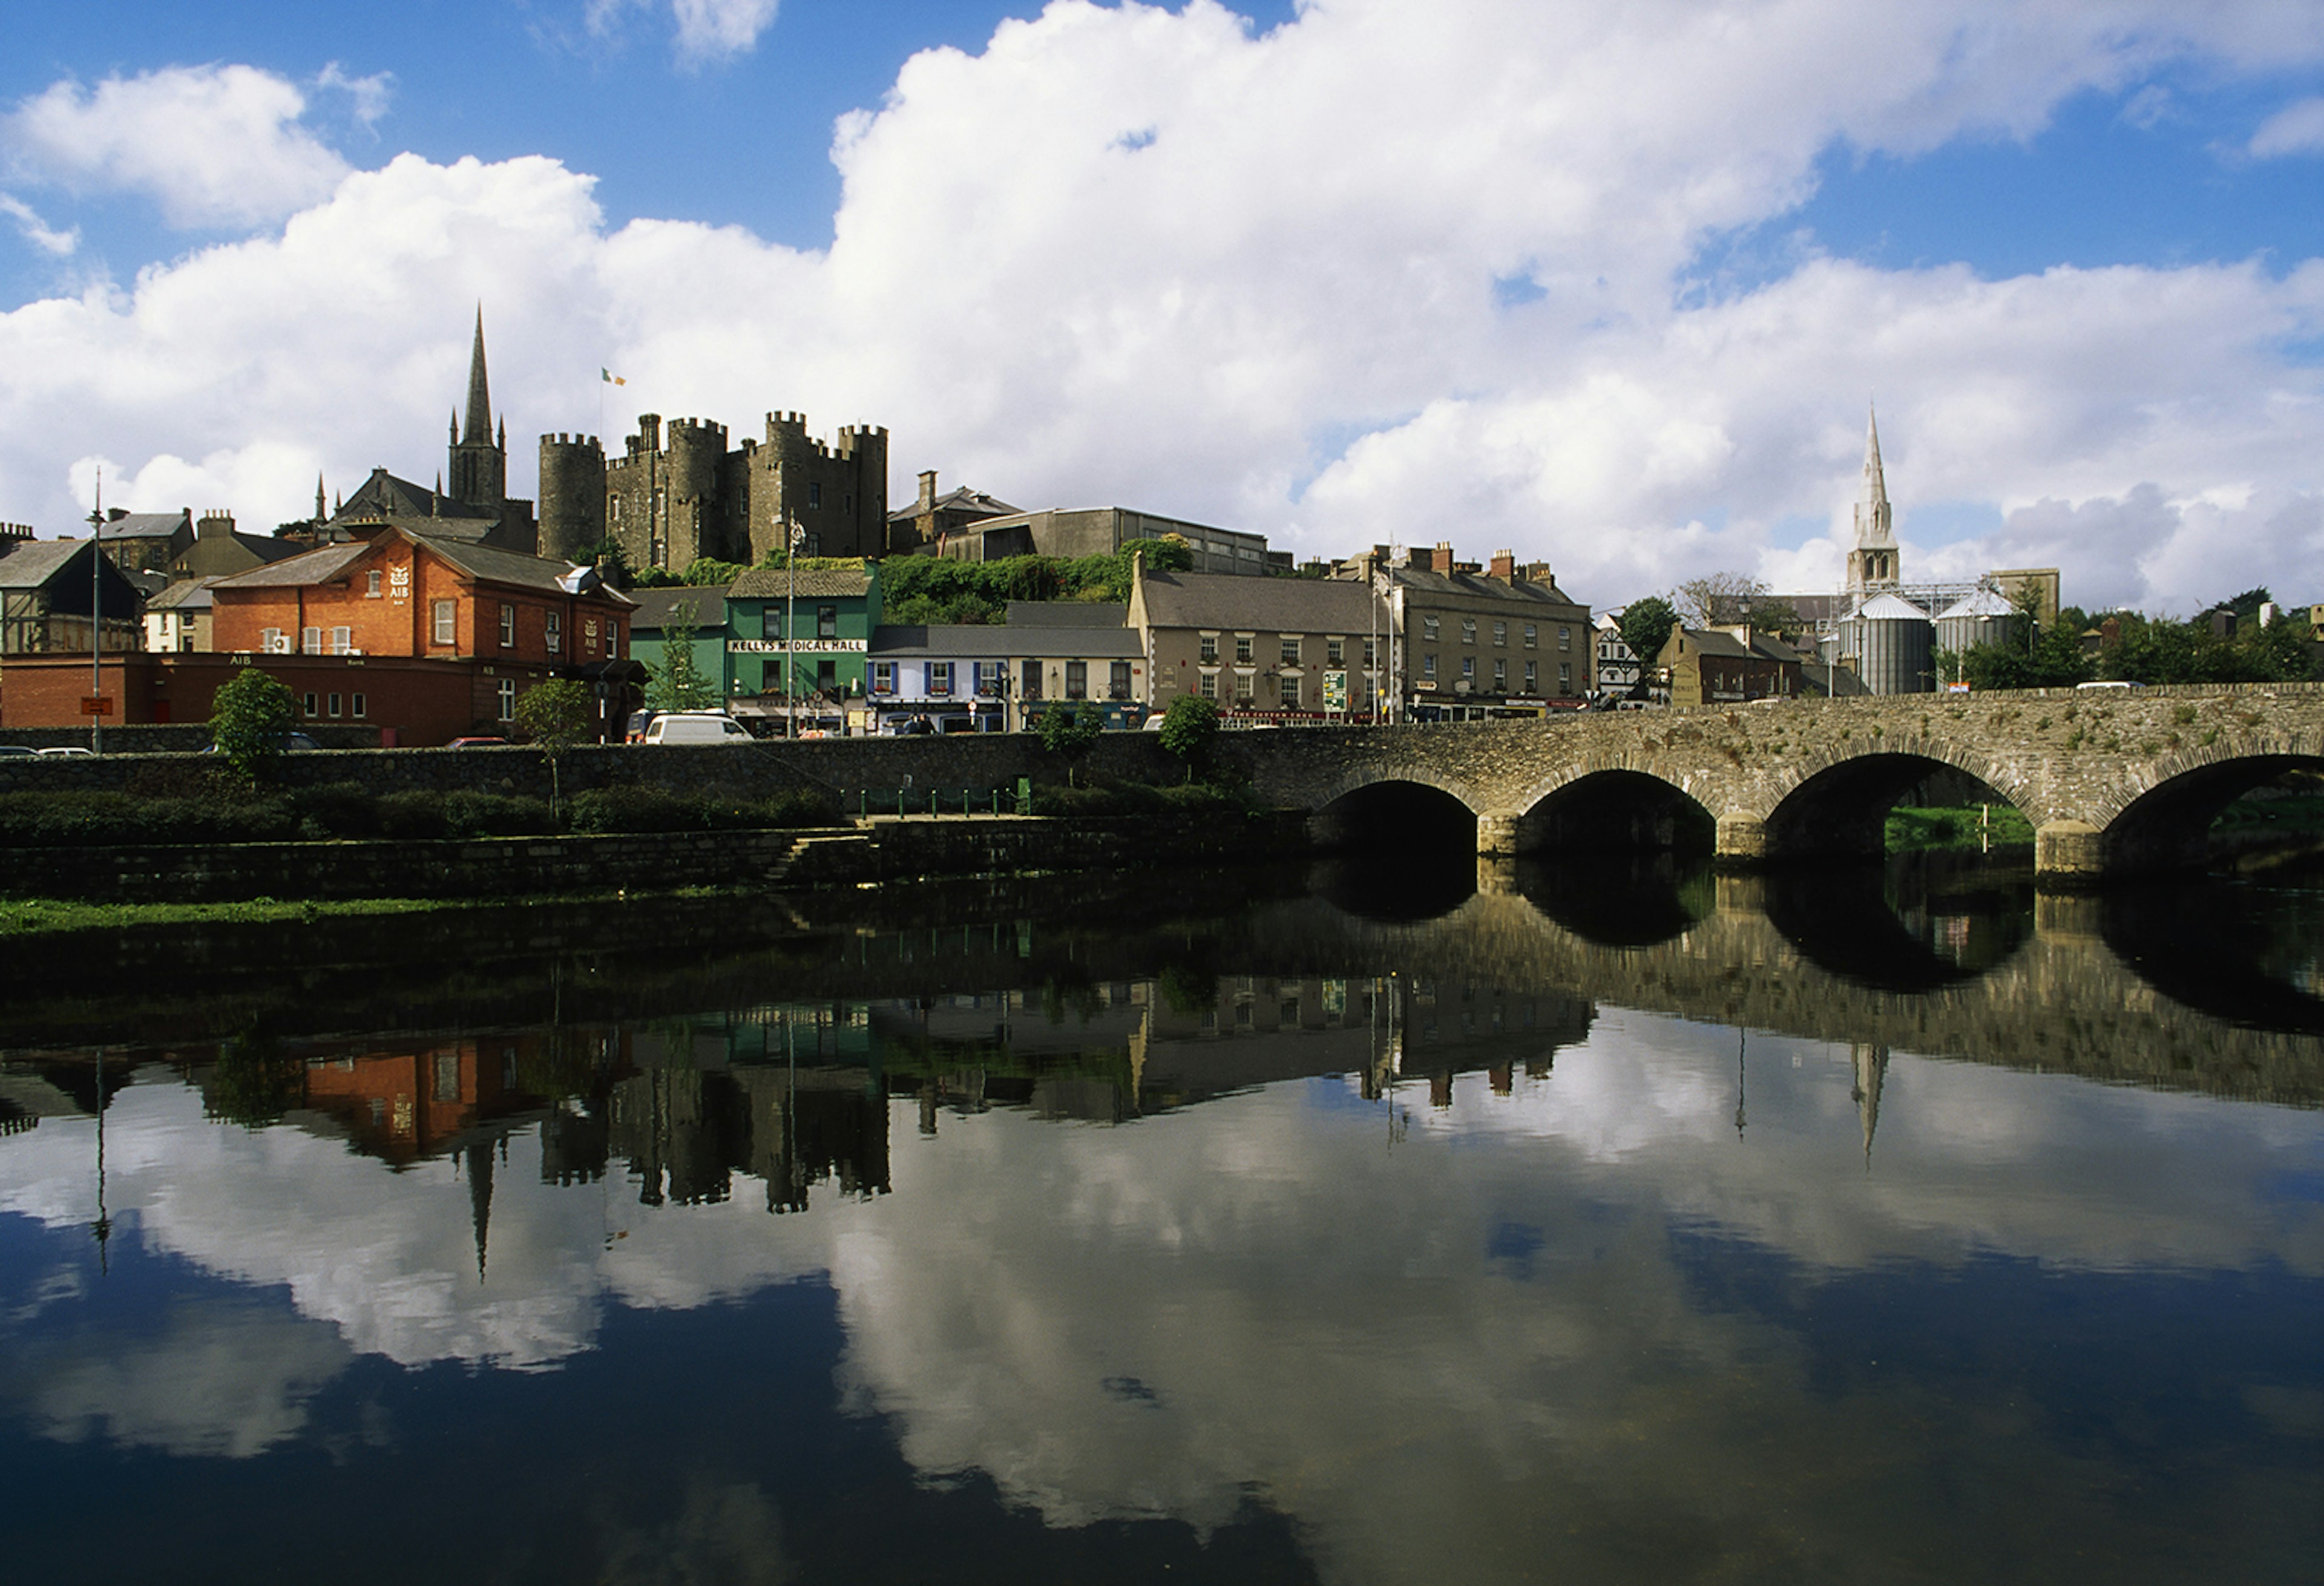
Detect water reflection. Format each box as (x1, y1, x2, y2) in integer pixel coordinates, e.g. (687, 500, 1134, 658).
(1, 862, 2319, 1583)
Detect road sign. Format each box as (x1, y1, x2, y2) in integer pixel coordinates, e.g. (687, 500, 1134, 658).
(80, 695, 114, 716)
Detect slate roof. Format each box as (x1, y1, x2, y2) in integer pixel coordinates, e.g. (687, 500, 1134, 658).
(1134, 569, 1377, 632)
(209, 526, 631, 604)
(728, 566, 875, 600)
(870, 623, 1143, 659)
(888, 487, 1020, 523)
(208, 540, 373, 589)
(96, 510, 191, 542)
(333, 468, 494, 523)
(145, 578, 217, 612)
(0, 539, 95, 589)
(1672, 627, 1807, 663)
(625, 586, 730, 632)
(1004, 601, 1131, 628)
(1391, 565, 1584, 609)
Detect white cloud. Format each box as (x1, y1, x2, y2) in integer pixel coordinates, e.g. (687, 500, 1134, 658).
(0, 192, 76, 255)
(672, 0, 782, 62)
(4, 64, 350, 228)
(2, 2, 2322, 613)
(2250, 94, 2324, 157)
(315, 62, 395, 131)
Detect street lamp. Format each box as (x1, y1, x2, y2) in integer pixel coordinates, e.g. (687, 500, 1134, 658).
(85, 471, 103, 755)
(783, 518, 805, 739)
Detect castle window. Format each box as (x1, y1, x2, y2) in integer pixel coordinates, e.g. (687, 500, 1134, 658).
(808, 483, 822, 510)
(609, 496, 622, 522)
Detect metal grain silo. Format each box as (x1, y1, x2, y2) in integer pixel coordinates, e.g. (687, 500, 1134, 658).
(1934, 586, 2023, 655)
(1849, 593, 1934, 695)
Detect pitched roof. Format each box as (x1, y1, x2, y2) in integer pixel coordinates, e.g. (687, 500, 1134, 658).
(0, 539, 88, 589)
(1935, 587, 2018, 620)
(1134, 568, 1377, 632)
(96, 510, 190, 542)
(1004, 601, 1131, 628)
(1854, 593, 1932, 623)
(625, 586, 730, 631)
(728, 566, 874, 600)
(209, 526, 631, 604)
(870, 623, 1143, 660)
(145, 578, 217, 612)
(208, 540, 373, 589)
(1673, 627, 1805, 663)
(888, 486, 1020, 523)
(332, 468, 494, 525)
(1391, 565, 1584, 609)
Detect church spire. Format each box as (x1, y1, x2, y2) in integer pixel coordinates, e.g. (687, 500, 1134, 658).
(461, 306, 493, 447)
(1845, 401, 1899, 598)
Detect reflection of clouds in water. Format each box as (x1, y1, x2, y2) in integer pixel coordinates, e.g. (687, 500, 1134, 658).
(19, 1300, 351, 1458)
(596, 1478, 793, 1586)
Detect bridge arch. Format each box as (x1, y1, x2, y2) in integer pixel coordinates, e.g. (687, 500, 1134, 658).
(2096, 748, 2324, 873)
(1306, 775, 1481, 852)
(1510, 764, 1716, 855)
(1759, 742, 2037, 865)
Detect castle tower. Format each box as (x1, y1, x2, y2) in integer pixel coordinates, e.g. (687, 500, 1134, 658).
(539, 433, 609, 563)
(447, 307, 507, 511)
(1845, 404, 1898, 601)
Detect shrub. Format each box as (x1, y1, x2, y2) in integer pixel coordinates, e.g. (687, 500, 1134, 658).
(290, 781, 383, 840)
(377, 789, 451, 839)
(443, 790, 554, 837)
(208, 667, 297, 784)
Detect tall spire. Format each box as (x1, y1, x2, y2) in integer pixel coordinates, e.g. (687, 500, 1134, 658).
(466, 1139, 494, 1283)
(1846, 401, 1898, 598)
(461, 306, 492, 447)
(1861, 402, 1886, 505)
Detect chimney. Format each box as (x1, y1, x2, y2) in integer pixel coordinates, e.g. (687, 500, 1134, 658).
(1489, 549, 1515, 581)
(1525, 561, 1554, 583)
(918, 470, 937, 512)
(1433, 540, 1454, 572)
(106, 506, 130, 522)
(0, 522, 31, 559)
(197, 510, 235, 539)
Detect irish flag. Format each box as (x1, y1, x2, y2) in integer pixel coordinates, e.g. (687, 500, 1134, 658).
(601, 368, 626, 385)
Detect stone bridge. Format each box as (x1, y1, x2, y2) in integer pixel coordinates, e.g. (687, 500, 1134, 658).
(1216, 684, 2324, 883)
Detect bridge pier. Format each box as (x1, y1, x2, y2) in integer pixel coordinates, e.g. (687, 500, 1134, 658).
(2034, 819, 2105, 888)
(1713, 813, 1766, 870)
(1477, 813, 1520, 857)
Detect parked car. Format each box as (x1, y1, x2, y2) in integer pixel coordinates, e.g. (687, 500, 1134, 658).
(36, 745, 96, 758)
(200, 732, 322, 755)
(447, 736, 509, 748)
(641, 712, 753, 744)
(625, 709, 661, 744)
(0, 744, 37, 756)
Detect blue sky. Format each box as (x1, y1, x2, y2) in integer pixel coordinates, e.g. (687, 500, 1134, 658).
(1, 1, 2320, 611)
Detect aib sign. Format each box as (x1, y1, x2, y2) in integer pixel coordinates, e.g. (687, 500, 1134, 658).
(388, 563, 412, 604)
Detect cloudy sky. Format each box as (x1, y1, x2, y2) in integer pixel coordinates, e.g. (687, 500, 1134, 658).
(1, 0, 2320, 613)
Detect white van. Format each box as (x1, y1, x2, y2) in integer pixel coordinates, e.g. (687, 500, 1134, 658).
(642, 711, 753, 744)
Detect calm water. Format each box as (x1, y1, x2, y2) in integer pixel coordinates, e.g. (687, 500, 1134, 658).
(1, 857, 2320, 1585)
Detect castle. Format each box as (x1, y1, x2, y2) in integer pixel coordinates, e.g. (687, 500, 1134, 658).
(540, 411, 888, 571)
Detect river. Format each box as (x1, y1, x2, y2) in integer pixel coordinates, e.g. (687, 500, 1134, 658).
(1, 854, 2319, 1584)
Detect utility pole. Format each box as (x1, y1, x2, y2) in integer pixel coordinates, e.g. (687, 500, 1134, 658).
(85, 471, 104, 754)
(784, 519, 804, 738)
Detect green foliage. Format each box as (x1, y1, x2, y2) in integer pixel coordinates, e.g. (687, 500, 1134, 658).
(2083, 607, 2317, 686)
(1157, 694, 1220, 778)
(514, 680, 593, 750)
(581, 537, 634, 589)
(646, 608, 720, 712)
(1619, 597, 1678, 669)
(1025, 779, 1256, 818)
(208, 667, 297, 784)
(565, 785, 837, 834)
(1037, 701, 1104, 760)
(680, 557, 745, 586)
(208, 1033, 305, 1129)
(631, 565, 678, 588)
(876, 538, 1195, 624)
(0, 789, 298, 847)
(1885, 803, 2035, 852)
(1938, 618, 2093, 690)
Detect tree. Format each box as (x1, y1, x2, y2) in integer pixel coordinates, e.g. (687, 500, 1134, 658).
(208, 666, 296, 784)
(582, 536, 634, 590)
(1157, 695, 1220, 781)
(1618, 597, 1678, 670)
(1675, 572, 1767, 627)
(513, 678, 594, 819)
(680, 556, 745, 586)
(646, 605, 719, 712)
(1037, 700, 1103, 782)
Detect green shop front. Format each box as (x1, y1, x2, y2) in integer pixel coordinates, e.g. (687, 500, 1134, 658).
(723, 564, 882, 728)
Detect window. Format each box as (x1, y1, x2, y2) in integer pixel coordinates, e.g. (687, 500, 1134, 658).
(1327, 636, 1344, 665)
(352, 692, 366, 719)
(1523, 661, 1537, 691)
(433, 601, 455, 646)
(816, 658, 836, 691)
(546, 611, 562, 654)
(1362, 637, 1377, 667)
(1233, 671, 1255, 703)
(497, 679, 516, 721)
(1198, 671, 1218, 699)
(302, 691, 317, 716)
(927, 661, 953, 696)
(1558, 663, 1572, 690)
(1020, 659, 1042, 700)
(761, 608, 782, 640)
(1493, 622, 1506, 646)
(1065, 660, 1088, 698)
(817, 605, 837, 640)
(302, 626, 323, 655)
(1234, 634, 1254, 663)
(366, 571, 382, 598)
(609, 496, 622, 522)
(1281, 636, 1301, 665)
(1109, 660, 1132, 700)
(331, 626, 352, 655)
(1492, 660, 1506, 689)
(1461, 618, 1476, 644)
(1279, 675, 1299, 709)
(605, 623, 620, 658)
(434, 1051, 459, 1103)
(1461, 655, 1475, 680)
(1198, 632, 1219, 663)
(1422, 654, 1437, 680)
(976, 660, 1003, 696)
(872, 661, 896, 695)
(327, 692, 343, 718)
(1557, 626, 1571, 651)
(500, 604, 515, 647)
(1524, 624, 1537, 648)
(1422, 615, 1440, 641)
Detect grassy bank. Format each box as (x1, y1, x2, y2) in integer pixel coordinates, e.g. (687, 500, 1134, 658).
(1886, 804, 2035, 853)
(0, 886, 752, 940)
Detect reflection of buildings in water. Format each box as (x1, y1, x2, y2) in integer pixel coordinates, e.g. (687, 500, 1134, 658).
(1849, 1043, 1889, 1167)
(298, 1035, 555, 1167)
(608, 1017, 891, 1214)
